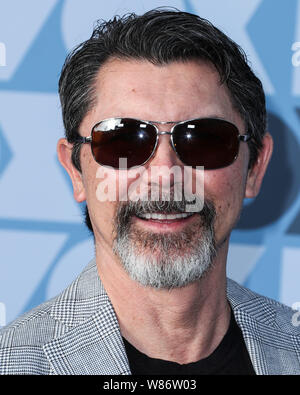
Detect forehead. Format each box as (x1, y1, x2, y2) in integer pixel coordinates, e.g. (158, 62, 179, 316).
(82, 58, 242, 131)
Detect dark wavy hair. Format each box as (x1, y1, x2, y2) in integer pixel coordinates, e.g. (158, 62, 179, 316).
(58, 8, 267, 233)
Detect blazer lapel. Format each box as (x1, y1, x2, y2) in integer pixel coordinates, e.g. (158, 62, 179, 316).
(42, 260, 131, 375)
(42, 264, 300, 375)
(43, 299, 131, 375)
(228, 279, 300, 375)
(233, 308, 300, 375)
(232, 308, 271, 375)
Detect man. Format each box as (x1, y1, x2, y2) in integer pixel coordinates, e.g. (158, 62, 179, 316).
(0, 9, 299, 376)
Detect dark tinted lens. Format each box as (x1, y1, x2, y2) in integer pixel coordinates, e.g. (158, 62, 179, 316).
(173, 118, 240, 169)
(91, 118, 157, 168)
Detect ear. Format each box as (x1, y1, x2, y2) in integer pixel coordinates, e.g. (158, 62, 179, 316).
(57, 138, 86, 202)
(245, 133, 273, 198)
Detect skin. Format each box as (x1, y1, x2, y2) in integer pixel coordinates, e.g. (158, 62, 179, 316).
(57, 59, 273, 364)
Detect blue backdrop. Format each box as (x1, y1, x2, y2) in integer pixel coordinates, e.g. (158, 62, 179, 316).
(1, 0, 300, 327)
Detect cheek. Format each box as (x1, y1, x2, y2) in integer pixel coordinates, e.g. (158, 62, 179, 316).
(81, 155, 119, 240)
(205, 164, 248, 241)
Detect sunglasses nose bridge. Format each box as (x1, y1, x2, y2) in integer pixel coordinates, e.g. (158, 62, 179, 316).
(158, 131, 178, 159)
(148, 122, 175, 156)
(148, 126, 183, 169)
(157, 130, 172, 136)
(156, 125, 179, 158)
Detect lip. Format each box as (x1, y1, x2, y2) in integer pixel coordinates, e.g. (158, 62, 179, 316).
(132, 213, 198, 233)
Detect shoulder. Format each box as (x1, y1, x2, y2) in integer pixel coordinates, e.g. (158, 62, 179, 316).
(227, 278, 300, 336)
(0, 260, 102, 375)
(0, 296, 62, 374)
(227, 279, 300, 374)
(0, 300, 61, 375)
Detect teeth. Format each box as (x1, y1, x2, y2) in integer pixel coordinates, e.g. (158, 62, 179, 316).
(138, 213, 193, 220)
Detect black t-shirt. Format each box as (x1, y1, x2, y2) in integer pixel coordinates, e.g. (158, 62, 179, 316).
(123, 310, 255, 375)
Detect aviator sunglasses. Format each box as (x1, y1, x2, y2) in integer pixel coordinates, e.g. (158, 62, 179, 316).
(77, 117, 251, 170)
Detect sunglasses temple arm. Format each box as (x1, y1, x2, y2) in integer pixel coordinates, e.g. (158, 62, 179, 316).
(76, 136, 92, 144)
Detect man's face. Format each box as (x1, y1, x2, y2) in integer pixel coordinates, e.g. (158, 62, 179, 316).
(60, 58, 270, 288)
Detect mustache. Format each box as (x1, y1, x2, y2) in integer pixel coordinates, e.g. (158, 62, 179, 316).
(118, 191, 205, 215)
(115, 196, 216, 232)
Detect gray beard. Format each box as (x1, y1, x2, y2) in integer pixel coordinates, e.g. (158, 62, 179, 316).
(113, 199, 217, 289)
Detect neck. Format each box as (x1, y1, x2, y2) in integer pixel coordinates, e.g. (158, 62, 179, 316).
(95, 239, 230, 364)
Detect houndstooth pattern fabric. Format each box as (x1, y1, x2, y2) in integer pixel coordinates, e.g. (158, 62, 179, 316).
(0, 259, 300, 375)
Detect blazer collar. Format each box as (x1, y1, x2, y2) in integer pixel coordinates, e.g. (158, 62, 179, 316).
(43, 260, 131, 375)
(43, 303, 131, 375)
(227, 278, 300, 375)
(42, 261, 300, 375)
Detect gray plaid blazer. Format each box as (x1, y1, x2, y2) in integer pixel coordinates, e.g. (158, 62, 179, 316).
(1, 259, 300, 375)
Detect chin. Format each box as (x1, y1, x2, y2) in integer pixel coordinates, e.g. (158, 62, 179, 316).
(113, 230, 216, 290)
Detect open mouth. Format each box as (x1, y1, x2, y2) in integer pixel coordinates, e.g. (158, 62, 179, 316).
(133, 212, 198, 232)
(137, 212, 194, 221)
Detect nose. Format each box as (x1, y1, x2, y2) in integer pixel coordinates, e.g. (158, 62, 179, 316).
(149, 130, 181, 167)
(145, 130, 184, 197)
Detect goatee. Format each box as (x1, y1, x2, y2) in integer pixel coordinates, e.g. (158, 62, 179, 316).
(113, 197, 217, 289)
